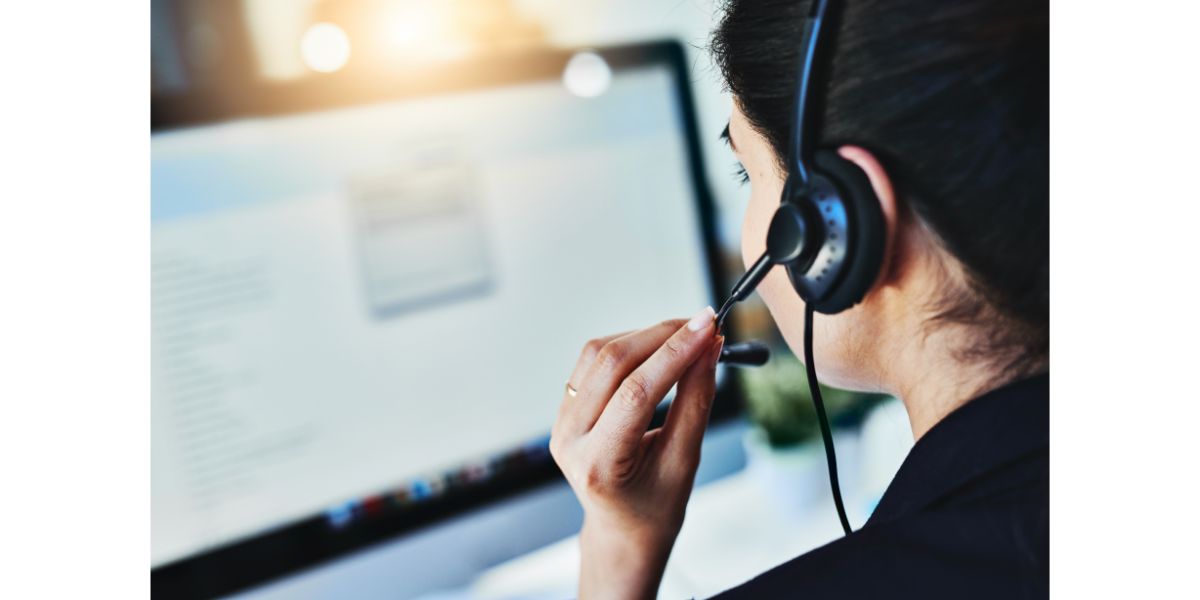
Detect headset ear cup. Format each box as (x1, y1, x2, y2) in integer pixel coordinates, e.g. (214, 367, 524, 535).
(809, 150, 887, 314)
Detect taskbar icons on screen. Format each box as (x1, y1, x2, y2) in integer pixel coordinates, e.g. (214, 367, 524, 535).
(323, 437, 552, 531)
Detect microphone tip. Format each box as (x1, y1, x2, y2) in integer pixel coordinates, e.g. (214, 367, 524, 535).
(717, 341, 771, 367)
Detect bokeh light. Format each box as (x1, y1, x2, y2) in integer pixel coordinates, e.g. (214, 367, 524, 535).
(562, 51, 612, 98)
(300, 22, 351, 73)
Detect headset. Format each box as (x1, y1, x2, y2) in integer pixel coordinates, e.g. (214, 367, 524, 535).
(715, 0, 885, 535)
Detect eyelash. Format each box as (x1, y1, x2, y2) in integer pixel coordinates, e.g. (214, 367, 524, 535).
(732, 162, 750, 186)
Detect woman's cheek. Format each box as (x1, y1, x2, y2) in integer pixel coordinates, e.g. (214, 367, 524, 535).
(759, 264, 807, 339)
(739, 209, 758, 271)
(740, 191, 773, 270)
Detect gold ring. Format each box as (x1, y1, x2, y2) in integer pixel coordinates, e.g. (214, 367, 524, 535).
(565, 382, 578, 397)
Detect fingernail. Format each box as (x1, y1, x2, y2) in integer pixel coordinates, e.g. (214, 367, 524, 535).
(687, 306, 716, 332)
(711, 336, 725, 367)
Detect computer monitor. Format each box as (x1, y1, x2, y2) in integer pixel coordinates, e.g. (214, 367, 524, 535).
(151, 41, 740, 598)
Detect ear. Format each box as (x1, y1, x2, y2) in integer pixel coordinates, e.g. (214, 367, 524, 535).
(837, 145, 901, 287)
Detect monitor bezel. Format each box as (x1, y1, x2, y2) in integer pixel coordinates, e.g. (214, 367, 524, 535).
(151, 40, 744, 599)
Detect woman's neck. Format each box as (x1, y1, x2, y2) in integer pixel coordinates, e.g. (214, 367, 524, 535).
(879, 321, 1010, 441)
(894, 363, 992, 441)
(869, 234, 1038, 441)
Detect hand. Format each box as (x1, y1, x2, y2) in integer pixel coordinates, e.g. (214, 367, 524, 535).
(550, 307, 723, 599)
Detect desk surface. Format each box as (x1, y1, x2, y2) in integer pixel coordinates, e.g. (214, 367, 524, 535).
(229, 401, 912, 600)
(466, 469, 845, 599)
(464, 399, 912, 599)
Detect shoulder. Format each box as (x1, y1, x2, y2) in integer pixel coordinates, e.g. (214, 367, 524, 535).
(714, 488, 1048, 599)
(713, 374, 1050, 599)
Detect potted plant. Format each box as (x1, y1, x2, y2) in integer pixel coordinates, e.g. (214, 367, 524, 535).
(739, 347, 888, 518)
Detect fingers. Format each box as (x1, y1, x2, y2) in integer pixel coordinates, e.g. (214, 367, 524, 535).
(568, 330, 632, 389)
(591, 307, 716, 465)
(560, 319, 687, 435)
(661, 336, 723, 466)
(557, 329, 631, 435)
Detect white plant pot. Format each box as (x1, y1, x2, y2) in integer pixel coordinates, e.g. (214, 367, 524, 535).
(741, 426, 861, 521)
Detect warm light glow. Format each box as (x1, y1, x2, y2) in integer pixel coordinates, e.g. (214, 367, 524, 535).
(377, 0, 471, 63)
(562, 52, 612, 98)
(300, 22, 351, 73)
(382, 1, 441, 49)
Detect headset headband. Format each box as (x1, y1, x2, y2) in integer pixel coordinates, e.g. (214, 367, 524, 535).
(787, 0, 831, 189)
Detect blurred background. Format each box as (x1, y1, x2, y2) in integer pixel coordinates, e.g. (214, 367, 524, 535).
(151, 1, 914, 598)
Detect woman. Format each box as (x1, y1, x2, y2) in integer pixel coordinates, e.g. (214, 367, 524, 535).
(549, 0, 1048, 597)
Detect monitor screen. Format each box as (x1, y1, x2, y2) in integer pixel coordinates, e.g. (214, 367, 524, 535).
(152, 44, 727, 579)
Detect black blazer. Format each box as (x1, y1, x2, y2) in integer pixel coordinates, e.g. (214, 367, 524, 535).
(714, 374, 1049, 599)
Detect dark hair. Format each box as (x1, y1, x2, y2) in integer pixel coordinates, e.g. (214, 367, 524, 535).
(712, 0, 1049, 379)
